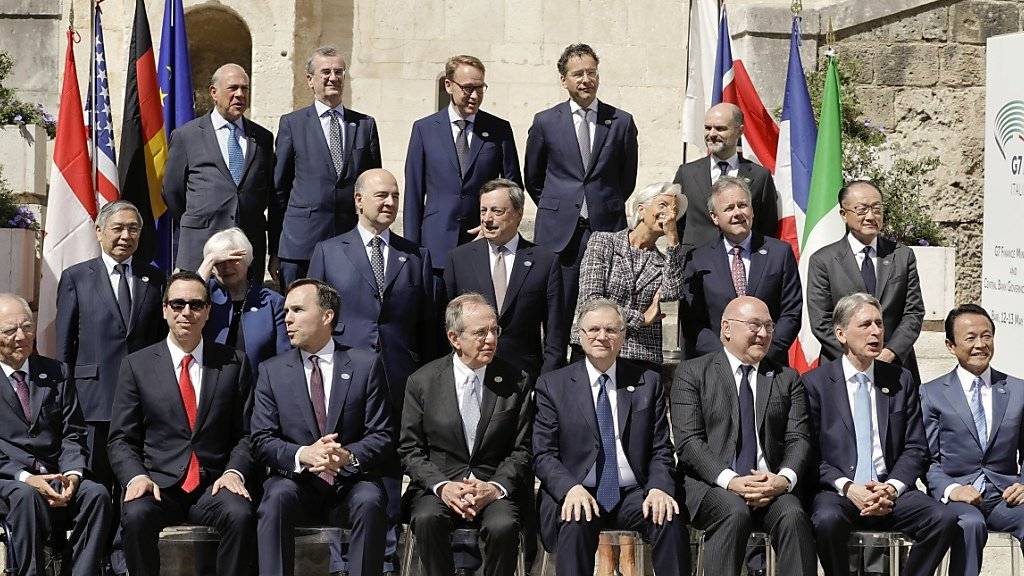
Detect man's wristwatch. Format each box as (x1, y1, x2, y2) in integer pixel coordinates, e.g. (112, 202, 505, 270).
(349, 452, 360, 469)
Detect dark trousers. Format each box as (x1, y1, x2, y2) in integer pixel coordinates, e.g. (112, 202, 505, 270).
(558, 219, 592, 327)
(257, 474, 386, 576)
(277, 258, 310, 290)
(692, 487, 816, 576)
(87, 420, 127, 573)
(0, 478, 110, 576)
(946, 480, 1024, 576)
(553, 484, 689, 576)
(811, 489, 957, 576)
(121, 482, 255, 576)
(409, 493, 521, 576)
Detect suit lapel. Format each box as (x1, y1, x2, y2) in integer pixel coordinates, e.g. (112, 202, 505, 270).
(989, 370, 1010, 451)
(713, 353, 740, 449)
(439, 359, 471, 459)
(464, 113, 486, 175)
(588, 103, 612, 175)
(128, 265, 156, 334)
(341, 232, 379, 293)
(941, 372, 982, 448)
(501, 239, 534, 316)
(382, 241, 409, 296)
(0, 371, 27, 424)
(470, 241, 499, 309)
(201, 115, 235, 184)
(433, 112, 462, 174)
(873, 368, 891, 451)
(27, 366, 52, 425)
(325, 348, 353, 434)
(557, 103, 587, 179)
(711, 241, 737, 299)
(192, 344, 220, 435)
(835, 238, 867, 292)
(342, 111, 357, 179)
(691, 157, 713, 212)
(307, 106, 338, 179)
(831, 362, 855, 435)
(874, 238, 895, 300)
(615, 363, 634, 441)
(755, 368, 772, 434)
(154, 345, 192, 432)
(746, 235, 768, 296)
(571, 363, 601, 443)
(92, 259, 127, 332)
(287, 350, 322, 439)
(471, 367, 500, 456)
(238, 118, 257, 185)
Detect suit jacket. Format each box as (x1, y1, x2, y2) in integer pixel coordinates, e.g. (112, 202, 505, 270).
(807, 235, 924, 378)
(108, 341, 254, 489)
(525, 100, 638, 253)
(681, 233, 802, 365)
(922, 368, 1024, 499)
(55, 257, 166, 421)
(443, 237, 567, 376)
(274, 105, 382, 260)
(203, 280, 290, 371)
(403, 108, 522, 269)
(0, 356, 88, 480)
(533, 359, 674, 548)
(802, 357, 928, 492)
(672, 155, 779, 254)
(671, 351, 810, 514)
(250, 343, 393, 480)
(163, 113, 276, 276)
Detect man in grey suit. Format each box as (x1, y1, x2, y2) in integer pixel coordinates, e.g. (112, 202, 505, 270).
(921, 304, 1024, 576)
(163, 63, 276, 282)
(673, 295, 816, 576)
(806, 180, 924, 382)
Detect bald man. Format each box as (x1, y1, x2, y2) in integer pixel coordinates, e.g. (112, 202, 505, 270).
(163, 63, 277, 281)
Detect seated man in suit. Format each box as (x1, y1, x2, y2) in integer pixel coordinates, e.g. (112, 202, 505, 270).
(674, 295, 815, 576)
(921, 304, 1024, 576)
(400, 293, 533, 576)
(0, 293, 110, 576)
(534, 297, 688, 576)
(109, 271, 256, 576)
(252, 279, 392, 576)
(444, 178, 567, 378)
(803, 292, 956, 576)
(681, 176, 801, 366)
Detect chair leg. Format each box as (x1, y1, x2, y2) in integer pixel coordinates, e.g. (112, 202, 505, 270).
(401, 529, 417, 576)
(516, 533, 526, 576)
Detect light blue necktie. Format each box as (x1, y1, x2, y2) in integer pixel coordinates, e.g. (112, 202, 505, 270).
(226, 122, 244, 185)
(970, 377, 988, 452)
(595, 374, 620, 512)
(853, 372, 876, 484)
(461, 375, 481, 454)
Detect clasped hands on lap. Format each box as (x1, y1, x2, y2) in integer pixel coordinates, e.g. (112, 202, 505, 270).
(727, 471, 790, 509)
(26, 472, 80, 507)
(440, 478, 501, 520)
(299, 432, 353, 474)
(559, 484, 679, 525)
(845, 482, 897, 517)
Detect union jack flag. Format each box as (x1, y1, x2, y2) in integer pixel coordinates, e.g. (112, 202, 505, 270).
(85, 3, 119, 204)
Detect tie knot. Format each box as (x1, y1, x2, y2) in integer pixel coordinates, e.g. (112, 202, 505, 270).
(309, 354, 320, 367)
(226, 122, 237, 134)
(731, 245, 743, 256)
(718, 161, 730, 173)
(454, 119, 467, 130)
(862, 246, 873, 256)
(114, 263, 129, 275)
(494, 244, 506, 255)
(181, 354, 193, 370)
(972, 376, 984, 391)
(856, 372, 870, 388)
(597, 373, 610, 389)
(576, 107, 589, 118)
(740, 365, 753, 378)
(10, 370, 25, 384)
(370, 236, 382, 248)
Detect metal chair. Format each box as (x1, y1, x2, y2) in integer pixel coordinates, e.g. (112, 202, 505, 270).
(936, 531, 1022, 576)
(536, 530, 648, 576)
(401, 527, 527, 576)
(847, 531, 912, 576)
(689, 528, 773, 576)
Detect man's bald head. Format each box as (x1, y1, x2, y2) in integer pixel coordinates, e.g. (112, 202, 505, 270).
(355, 168, 398, 195)
(704, 103, 744, 160)
(720, 296, 773, 364)
(354, 169, 400, 233)
(0, 293, 35, 366)
(209, 63, 250, 121)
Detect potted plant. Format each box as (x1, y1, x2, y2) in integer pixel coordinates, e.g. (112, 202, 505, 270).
(0, 50, 55, 201)
(0, 166, 40, 300)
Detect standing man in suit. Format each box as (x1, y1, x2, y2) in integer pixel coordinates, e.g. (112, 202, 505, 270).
(163, 63, 276, 281)
(252, 279, 392, 576)
(0, 293, 110, 576)
(921, 304, 1024, 576)
(400, 293, 533, 576)
(444, 178, 567, 378)
(275, 46, 383, 286)
(807, 180, 925, 382)
(681, 176, 801, 365)
(673, 295, 815, 576)
(108, 271, 256, 576)
(534, 298, 688, 576)
(803, 292, 956, 576)
(525, 43, 639, 323)
(672, 103, 778, 254)
(404, 55, 522, 274)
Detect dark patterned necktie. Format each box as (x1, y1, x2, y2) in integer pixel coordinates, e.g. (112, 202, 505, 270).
(717, 160, 731, 180)
(114, 263, 132, 327)
(9, 370, 30, 421)
(736, 365, 757, 474)
(454, 119, 470, 178)
(308, 355, 335, 485)
(594, 374, 620, 512)
(730, 245, 747, 296)
(860, 246, 876, 295)
(329, 110, 345, 178)
(370, 236, 385, 299)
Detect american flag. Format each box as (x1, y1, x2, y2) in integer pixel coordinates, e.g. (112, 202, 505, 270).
(85, 3, 119, 204)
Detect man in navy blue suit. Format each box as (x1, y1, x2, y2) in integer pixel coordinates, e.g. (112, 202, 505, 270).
(803, 292, 956, 576)
(534, 298, 688, 576)
(444, 178, 567, 378)
(524, 43, 638, 322)
(274, 46, 383, 286)
(252, 279, 392, 576)
(921, 304, 1024, 576)
(404, 54, 522, 273)
(681, 176, 801, 365)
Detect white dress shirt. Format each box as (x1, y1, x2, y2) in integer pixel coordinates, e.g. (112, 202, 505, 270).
(356, 224, 391, 277)
(941, 366, 994, 502)
(448, 104, 477, 148)
(847, 233, 879, 273)
(487, 234, 520, 286)
(582, 360, 638, 488)
(210, 108, 248, 165)
(569, 98, 597, 151)
(314, 99, 347, 150)
(722, 233, 753, 284)
(710, 152, 739, 181)
(100, 252, 134, 300)
(293, 340, 336, 473)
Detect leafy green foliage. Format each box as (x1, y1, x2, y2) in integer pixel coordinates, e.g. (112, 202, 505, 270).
(0, 52, 56, 139)
(0, 167, 40, 230)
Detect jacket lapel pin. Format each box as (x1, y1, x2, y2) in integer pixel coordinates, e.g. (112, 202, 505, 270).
(626, 385, 635, 392)
(998, 387, 1007, 394)
(604, 119, 612, 125)
(399, 256, 407, 262)
(250, 307, 259, 312)
(880, 387, 890, 394)
(481, 131, 490, 138)
(765, 371, 773, 378)
(349, 122, 356, 127)
(141, 276, 149, 282)
(494, 376, 503, 383)
(758, 248, 767, 255)
(341, 373, 351, 380)
(38, 373, 47, 380)
(524, 261, 533, 267)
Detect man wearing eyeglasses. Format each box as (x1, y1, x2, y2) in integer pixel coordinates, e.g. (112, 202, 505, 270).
(807, 180, 925, 383)
(404, 54, 522, 275)
(400, 293, 533, 576)
(109, 271, 256, 576)
(273, 46, 383, 287)
(673, 295, 815, 576)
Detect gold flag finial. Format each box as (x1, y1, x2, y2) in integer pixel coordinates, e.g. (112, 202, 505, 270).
(825, 16, 837, 57)
(68, 2, 74, 29)
(791, 0, 802, 15)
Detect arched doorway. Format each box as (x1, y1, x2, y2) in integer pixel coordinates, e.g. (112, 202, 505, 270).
(184, 6, 252, 117)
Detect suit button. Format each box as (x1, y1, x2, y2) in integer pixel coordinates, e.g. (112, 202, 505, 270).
(180, 465, 185, 471)
(849, 466, 855, 471)
(372, 344, 381, 352)
(30, 432, 38, 438)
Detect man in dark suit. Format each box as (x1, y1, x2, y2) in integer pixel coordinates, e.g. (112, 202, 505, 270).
(275, 46, 383, 286)
(673, 295, 815, 576)
(400, 293, 533, 576)
(807, 180, 925, 382)
(252, 279, 392, 576)
(163, 63, 276, 281)
(0, 293, 110, 576)
(681, 176, 801, 365)
(803, 292, 956, 576)
(404, 55, 522, 274)
(525, 43, 638, 322)
(921, 304, 1024, 576)
(108, 271, 255, 576)
(444, 178, 567, 378)
(534, 298, 688, 576)
(672, 103, 778, 254)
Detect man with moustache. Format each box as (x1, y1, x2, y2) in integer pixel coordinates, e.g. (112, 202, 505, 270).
(275, 46, 383, 286)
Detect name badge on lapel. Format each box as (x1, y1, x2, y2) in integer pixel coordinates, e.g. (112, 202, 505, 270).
(341, 373, 351, 380)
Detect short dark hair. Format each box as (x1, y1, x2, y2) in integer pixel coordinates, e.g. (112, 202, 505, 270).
(838, 179, 881, 206)
(163, 270, 210, 302)
(287, 278, 341, 319)
(557, 43, 599, 76)
(944, 303, 995, 344)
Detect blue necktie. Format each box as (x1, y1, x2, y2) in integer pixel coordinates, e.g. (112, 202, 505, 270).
(226, 122, 244, 185)
(860, 246, 876, 295)
(736, 365, 757, 474)
(970, 377, 988, 452)
(853, 373, 876, 484)
(594, 374, 620, 512)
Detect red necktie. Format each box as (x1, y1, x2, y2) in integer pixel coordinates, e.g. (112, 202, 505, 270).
(309, 356, 335, 485)
(178, 354, 201, 492)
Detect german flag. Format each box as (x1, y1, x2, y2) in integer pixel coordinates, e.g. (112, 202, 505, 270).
(118, 0, 170, 269)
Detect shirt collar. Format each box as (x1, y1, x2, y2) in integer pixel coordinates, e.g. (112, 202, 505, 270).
(488, 234, 520, 255)
(722, 348, 760, 378)
(569, 98, 599, 115)
(956, 365, 991, 391)
(314, 99, 345, 120)
(448, 103, 477, 125)
(723, 233, 753, 256)
(167, 337, 204, 370)
(210, 108, 243, 132)
(846, 233, 878, 255)
(0, 358, 29, 379)
(100, 251, 134, 275)
(584, 358, 616, 389)
(356, 224, 391, 247)
(711, 152, 739, 170)
(841, 355, 876, 386)
(452, 354, 486, 386)
(300, 339, 335, 364)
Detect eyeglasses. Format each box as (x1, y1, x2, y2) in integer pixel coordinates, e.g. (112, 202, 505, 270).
(165, 299, 209, 312)
(0, 322, 34, 338)
(566, 68, 599, 81)
(580, 326, 623, 339)
(449, 79, 487, 96)
(316, 67, 347, 79)
(842, 204, 883, 217)
(106, 224, 142, 236)
(463, 326, 501, 340)
(725, 318, 774, 334)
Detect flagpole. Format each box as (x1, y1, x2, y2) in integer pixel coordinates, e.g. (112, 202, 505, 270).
(89, 0, 98, 196)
